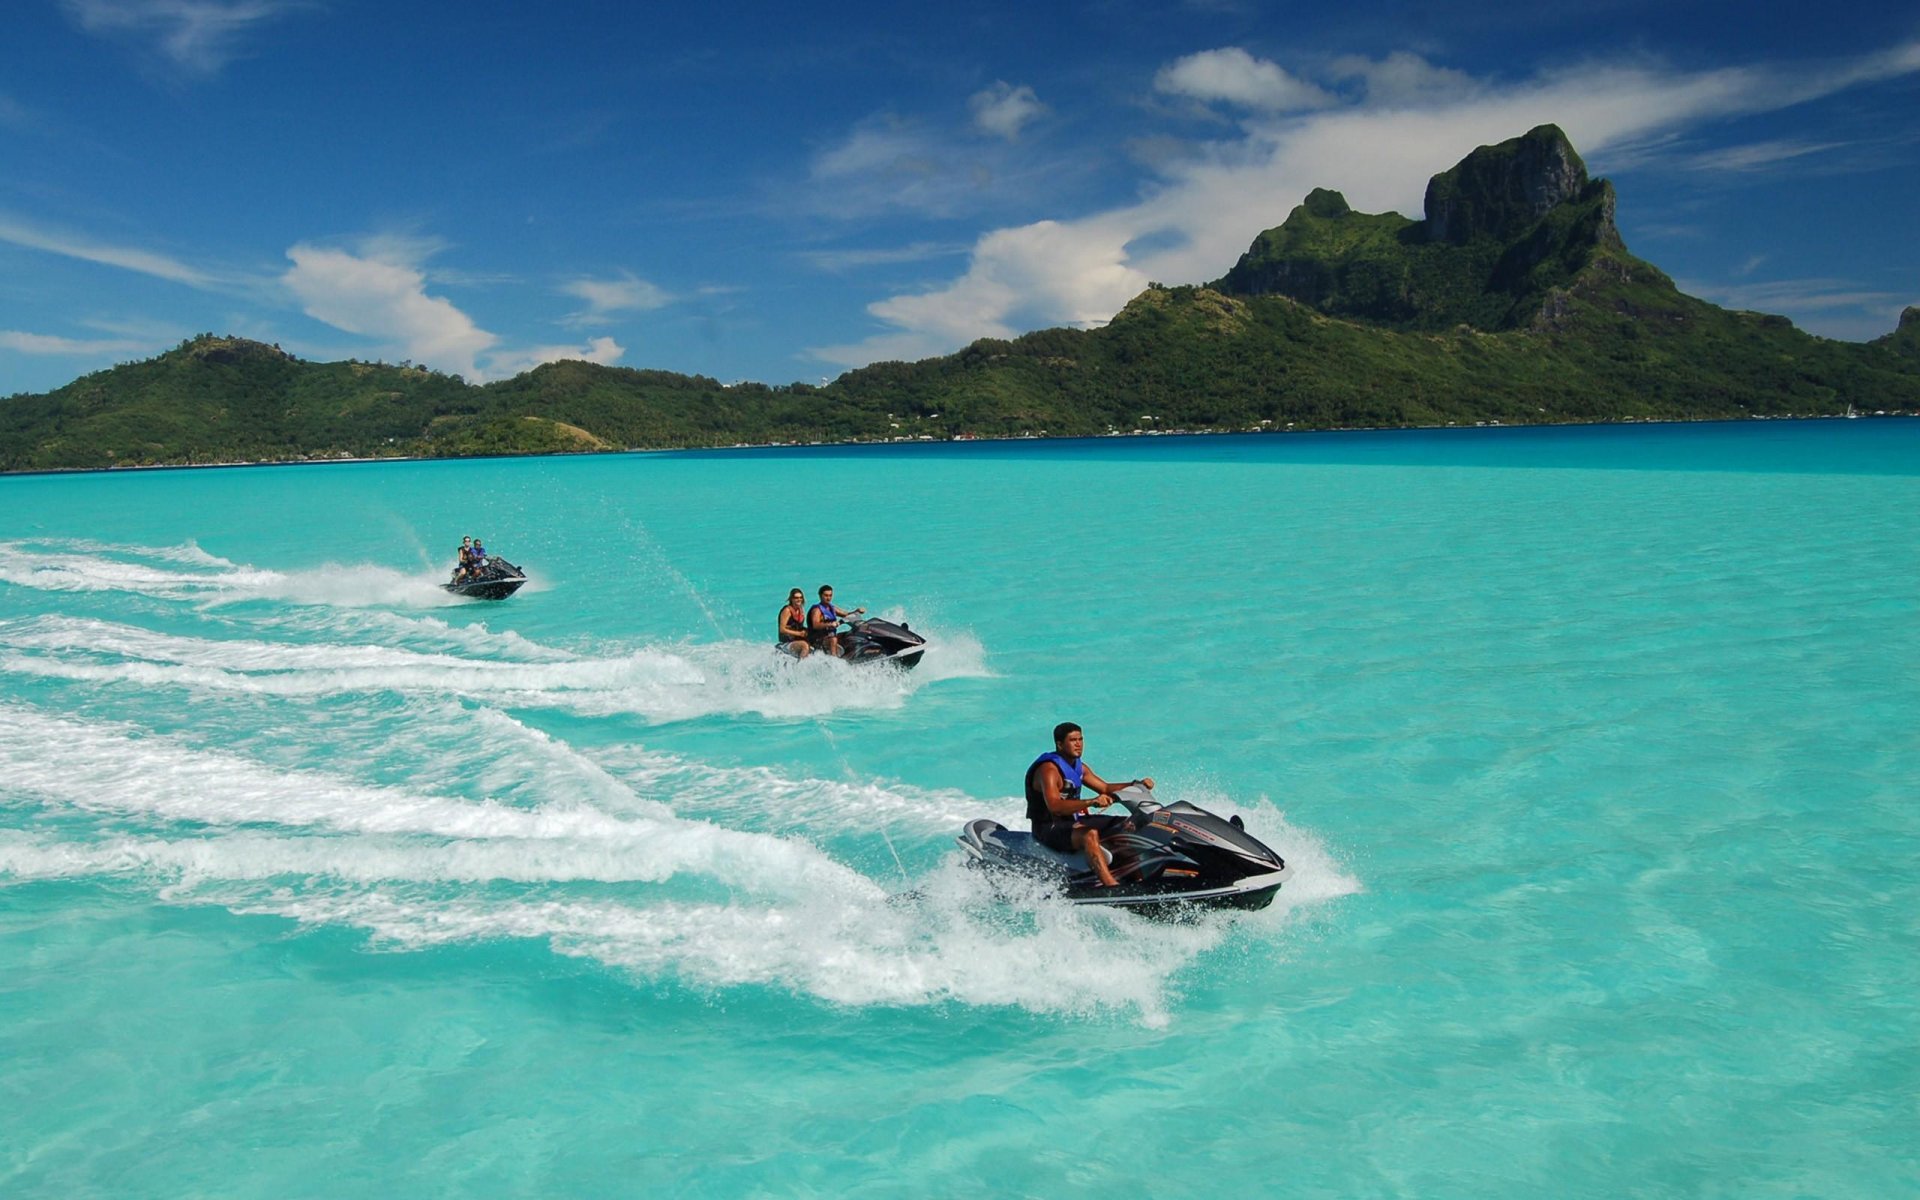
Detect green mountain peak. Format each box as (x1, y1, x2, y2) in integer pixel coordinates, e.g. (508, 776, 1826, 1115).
(5, 127, 1917, 471)
(1214, 123, 1631, 332)
(1423, 123, 1598, 246)
(1872, 304, 1920, 359)
(1301, 188, 1352, 219)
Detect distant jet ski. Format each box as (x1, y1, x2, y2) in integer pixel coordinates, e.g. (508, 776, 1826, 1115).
(443, 556, 528, 600)
(780, 616, 928, 668)
(956, 785, 1290, 914)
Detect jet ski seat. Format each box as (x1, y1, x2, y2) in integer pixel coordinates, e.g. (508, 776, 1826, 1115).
(977, 823, 1111, 868)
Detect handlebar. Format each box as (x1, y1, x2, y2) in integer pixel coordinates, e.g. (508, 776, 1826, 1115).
(1110, 784, 1161, 822)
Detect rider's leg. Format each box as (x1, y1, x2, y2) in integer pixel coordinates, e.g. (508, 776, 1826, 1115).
(1074, 826, 1120, 887)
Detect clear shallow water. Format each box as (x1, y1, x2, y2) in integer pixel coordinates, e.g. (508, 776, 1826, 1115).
(2, 421, 1917, 1196)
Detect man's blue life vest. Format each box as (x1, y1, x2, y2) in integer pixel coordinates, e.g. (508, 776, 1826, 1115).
(1025, 752, 1084, 824)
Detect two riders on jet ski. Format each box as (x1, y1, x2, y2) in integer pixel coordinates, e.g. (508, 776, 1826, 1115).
(777, 584, 866, 659)
(1027, 722, 1154, 889)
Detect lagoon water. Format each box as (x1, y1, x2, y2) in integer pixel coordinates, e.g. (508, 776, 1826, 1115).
(2, 421, 1917, 1196)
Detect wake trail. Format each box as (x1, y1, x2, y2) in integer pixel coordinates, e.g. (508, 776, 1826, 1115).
(0, 705, 874, 901)
(0, 612, 971, 723)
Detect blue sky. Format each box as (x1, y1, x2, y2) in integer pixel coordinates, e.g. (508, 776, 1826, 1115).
(2, 0, 1916, 395)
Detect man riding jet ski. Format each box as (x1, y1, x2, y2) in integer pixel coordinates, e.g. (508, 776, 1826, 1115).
(956, 723, 1290, 914)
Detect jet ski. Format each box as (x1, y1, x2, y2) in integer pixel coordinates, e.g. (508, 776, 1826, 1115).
(443, 556, 528, 600)
(779, 616, 928, 668)
(956, 785, 1290, 915)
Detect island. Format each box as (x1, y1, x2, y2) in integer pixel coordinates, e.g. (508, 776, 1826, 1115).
(4, 125, 1916, 472)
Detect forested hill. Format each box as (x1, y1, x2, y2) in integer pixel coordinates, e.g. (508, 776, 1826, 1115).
(4, 125, 1917, 472)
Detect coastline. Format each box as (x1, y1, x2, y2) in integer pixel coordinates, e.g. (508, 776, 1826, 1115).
(2, 409, 1914, 480)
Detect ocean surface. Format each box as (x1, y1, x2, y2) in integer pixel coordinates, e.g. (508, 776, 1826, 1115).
(2, 420, 1916, 1197)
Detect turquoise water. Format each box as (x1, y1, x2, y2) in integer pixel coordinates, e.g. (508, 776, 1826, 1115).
(2, 421, 1917, 1196)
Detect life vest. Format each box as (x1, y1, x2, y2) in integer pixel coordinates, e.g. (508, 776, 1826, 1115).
(778, 605, 807, 641)
(1025, 751, 1084, 824)
(809, 602, 840, 630)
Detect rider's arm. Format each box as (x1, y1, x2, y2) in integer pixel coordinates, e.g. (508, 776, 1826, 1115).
(1077, 766, 1116, 806)
(1042, 764, 1101, 818)
(1081, 767, 1152, 799)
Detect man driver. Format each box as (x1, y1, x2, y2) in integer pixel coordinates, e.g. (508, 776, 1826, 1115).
(807, 584, 865, 657)
(1025, 722, 1155, 889)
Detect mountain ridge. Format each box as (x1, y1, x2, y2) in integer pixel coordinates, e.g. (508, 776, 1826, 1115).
(4, 127, 1917, 471)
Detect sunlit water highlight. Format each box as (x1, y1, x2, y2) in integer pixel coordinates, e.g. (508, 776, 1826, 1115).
(1, 421, 1915, 1196)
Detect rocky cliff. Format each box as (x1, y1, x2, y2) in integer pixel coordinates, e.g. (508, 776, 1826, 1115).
(1213, 123, 1638, 332)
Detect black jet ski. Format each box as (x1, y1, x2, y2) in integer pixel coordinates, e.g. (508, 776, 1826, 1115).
(956, 785, 1290, 915)
(779, 616, 927, 668)
(443, 556, 528, 600)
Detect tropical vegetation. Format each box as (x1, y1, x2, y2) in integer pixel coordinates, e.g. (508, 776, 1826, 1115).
(4, 126, 1915, 472)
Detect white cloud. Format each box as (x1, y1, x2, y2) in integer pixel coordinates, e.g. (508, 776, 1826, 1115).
(1684, 138, 1845, 172)
(799, 241, 968, 272)
(970, 82, 1046, 140)
(804, 109, 1057, 219)
(1678, 274, 1912, 340)
(281, 243, 632, 380)
(812, 43, 1920, 370)
(813, 217, 1147, 366)
(1329, 51, 1481, 107)
(61, 0, 314, 75)
(559, 273, 671, 325)
(1154, 47, 1334, 112)
(0, 330, 151, 355)
(805, 118, 970, 218)
(812, 117, 937, 182)
(1680, 276, 1904, 315)
(0, 213, 214, 287)
(485, 336, 627, 379)
(282, 244, 498, 379)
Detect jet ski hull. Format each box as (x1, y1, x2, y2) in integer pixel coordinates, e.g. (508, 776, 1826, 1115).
(1062, 870, 1287, 914)
(443, 577, 527, 600)
(852, 645, 924, 669)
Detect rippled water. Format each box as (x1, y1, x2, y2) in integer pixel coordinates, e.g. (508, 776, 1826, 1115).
(2, 421, 1916, 1196)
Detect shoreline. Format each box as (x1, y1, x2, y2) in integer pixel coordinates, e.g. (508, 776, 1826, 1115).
(2, 409, 1914, 480)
